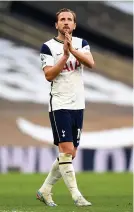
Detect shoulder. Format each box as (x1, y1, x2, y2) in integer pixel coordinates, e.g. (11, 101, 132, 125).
(40, 39, 54, 55)
(82, 39, 89, 48)
(72, 37, 89, 48)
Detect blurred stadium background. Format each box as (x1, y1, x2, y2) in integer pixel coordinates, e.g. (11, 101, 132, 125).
(0, 1, 133, 211)
(0, 1, 133, 174)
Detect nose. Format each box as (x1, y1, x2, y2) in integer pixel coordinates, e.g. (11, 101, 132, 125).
(64, 22, 69, 27)
(64, 19, 69, 25)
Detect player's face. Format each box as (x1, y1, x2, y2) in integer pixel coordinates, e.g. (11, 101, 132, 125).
(55, 12, 76, 35)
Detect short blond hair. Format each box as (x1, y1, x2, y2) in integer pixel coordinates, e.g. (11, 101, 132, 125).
(56, 8, 76, 23)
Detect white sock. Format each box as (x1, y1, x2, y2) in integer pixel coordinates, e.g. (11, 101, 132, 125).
(39, 158, 61, 193)
(59, 153, 81, 200)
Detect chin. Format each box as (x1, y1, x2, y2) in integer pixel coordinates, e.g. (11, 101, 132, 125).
(60, 29, 73, 35)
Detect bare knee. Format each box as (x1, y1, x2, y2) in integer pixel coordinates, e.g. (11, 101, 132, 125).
(59, 142, 74, 155)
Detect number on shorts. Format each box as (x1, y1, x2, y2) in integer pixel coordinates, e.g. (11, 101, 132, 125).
(77, 128, 81, 140)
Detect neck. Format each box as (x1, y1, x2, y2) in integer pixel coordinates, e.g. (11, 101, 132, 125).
(56, 32, 72, 42)
(56, 33, 65, 42)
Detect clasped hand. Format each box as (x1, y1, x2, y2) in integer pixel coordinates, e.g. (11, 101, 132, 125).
(63, 32, 73, 57)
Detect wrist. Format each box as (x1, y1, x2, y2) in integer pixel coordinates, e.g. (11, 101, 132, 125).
(63, 54, 69, 60)
(69, 46, 75, 53)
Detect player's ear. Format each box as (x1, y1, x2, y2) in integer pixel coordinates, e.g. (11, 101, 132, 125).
(74, 23, 76, 30)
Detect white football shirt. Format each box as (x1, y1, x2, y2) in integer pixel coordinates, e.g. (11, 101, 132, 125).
(40, 36, 90, 112)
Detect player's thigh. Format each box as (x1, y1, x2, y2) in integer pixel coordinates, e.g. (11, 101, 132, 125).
(49, 111, 59, 146)
(73, 109, 84, 148)
(49, 109, 73, 149)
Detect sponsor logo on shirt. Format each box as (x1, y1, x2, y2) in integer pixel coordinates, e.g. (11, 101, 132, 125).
(62, 60, 81, 72)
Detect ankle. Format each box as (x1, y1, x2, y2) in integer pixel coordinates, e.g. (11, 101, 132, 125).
(71, 189, 82, 200)
(39, 184, 52, 193)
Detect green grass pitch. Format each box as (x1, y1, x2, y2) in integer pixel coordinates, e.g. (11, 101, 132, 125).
(0, 172, 132, 212)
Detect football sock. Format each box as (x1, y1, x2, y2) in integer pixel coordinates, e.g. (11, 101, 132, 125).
(59, 153, 81, 200)
(39, 158, 61, 193)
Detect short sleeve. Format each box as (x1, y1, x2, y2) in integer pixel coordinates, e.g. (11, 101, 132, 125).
(81, 39, 90, 53)
(40, 44, 54, 69)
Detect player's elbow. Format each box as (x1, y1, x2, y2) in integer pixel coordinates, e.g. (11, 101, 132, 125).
(89, 60, 95, 69)
(44, 69, 53, 81)
(45, 73, 53, 82)
(86, 60, 95, 69)
(43, 67, 54, 81)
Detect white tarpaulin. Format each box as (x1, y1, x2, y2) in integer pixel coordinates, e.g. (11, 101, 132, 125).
(17, 117, 133, 149)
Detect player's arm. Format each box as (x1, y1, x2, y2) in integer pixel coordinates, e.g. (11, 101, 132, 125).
(44, 56, 68, 82)
(70, 49, 94, 69)
(65, 33, 94, 69)
(40, 42, 69, 82)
